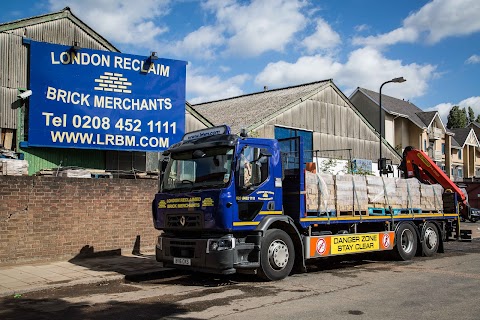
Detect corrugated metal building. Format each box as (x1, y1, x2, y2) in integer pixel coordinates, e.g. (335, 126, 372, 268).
(0, 8, 211, 175)
(193, 80, 401, 171)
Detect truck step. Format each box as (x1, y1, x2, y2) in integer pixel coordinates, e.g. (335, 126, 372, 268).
(459, 229, 472, 242)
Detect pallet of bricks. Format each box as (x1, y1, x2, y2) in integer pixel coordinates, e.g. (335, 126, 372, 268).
(419, 183, 444, 213)
(0, 159, 28, 176)
(366, 176, 402, 214)
(305, 171, 336, 216)
(396, 178, 422, 212)
(335, 174, 368, 216)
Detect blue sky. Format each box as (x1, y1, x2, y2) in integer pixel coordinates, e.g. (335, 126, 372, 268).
(1, 0, 479, 123)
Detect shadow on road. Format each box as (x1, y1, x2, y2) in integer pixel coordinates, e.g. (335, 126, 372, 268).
(67, 245, 166, 277)
(0, 295, 199, 320)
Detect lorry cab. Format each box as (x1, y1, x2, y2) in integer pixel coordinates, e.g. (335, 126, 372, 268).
(153, 126, 287, 276)
(154, 125, 283, 231)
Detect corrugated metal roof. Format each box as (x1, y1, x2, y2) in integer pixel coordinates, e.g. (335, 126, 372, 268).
(357, 87, 427, 129)
(192, 80, 330, 133)
(0, 7, 119, 52)
(186, 102, 214, 128)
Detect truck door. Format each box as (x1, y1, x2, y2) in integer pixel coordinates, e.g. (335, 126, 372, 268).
(235, 145, 281, 226)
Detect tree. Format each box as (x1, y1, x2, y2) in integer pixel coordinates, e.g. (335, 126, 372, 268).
(447, 106, 468, 129)
(476, 114, 480, 123)
(468, 106, 475, 124)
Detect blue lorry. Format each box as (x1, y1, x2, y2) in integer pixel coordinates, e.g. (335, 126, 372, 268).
(152, 126, 461, 280)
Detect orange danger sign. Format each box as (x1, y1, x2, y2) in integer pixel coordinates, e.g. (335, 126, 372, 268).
(308, 231, 395, 258)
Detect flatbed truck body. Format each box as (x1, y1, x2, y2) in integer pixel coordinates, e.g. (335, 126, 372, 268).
(153, 126, 460, 280)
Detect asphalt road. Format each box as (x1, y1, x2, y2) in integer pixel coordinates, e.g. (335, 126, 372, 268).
(1, 226, 480, 320)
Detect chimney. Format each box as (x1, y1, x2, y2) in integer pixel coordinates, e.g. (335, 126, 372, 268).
(264, 86, 268, 92)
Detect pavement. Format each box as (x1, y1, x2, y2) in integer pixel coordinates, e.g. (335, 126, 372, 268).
(1, 222, 479, 299)
(0, 253, 168, 298)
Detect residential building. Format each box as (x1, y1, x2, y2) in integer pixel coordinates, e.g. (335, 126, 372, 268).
(350, 87, 480, 180)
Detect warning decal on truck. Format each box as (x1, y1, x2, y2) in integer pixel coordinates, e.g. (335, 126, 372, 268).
(307, 231, 395, 258)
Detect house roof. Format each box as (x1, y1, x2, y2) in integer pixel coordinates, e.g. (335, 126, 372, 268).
(356, 88, 428, 129)
(416, 111, 437, 128)
(449, 128, 479, 148)
(451, 137, 461, 148)
(192, 80, 331, 133)
(0, 7, 119, 52)
(469, 121, 480, 128)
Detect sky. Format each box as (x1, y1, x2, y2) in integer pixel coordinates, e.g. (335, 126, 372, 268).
(1, 0, 479, 124)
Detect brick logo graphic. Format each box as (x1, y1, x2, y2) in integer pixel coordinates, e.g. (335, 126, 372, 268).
(94, 72, 132, 94)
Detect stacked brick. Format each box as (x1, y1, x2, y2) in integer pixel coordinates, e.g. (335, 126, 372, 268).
(396, 178, 422, 209)
(305, 173, 445, 216)
(334, 174, 368, 213)
(366, 176, 401, 208)
(0, 176, 158, 265)
(0, 159, 28, 176)
(305, 171, 335, 214)
(420, 184, 444, 211)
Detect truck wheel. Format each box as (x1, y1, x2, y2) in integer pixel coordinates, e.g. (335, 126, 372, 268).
(394, 223, 417, 261)
(259, 229, 295, 281)
(421, 222, 439, 257)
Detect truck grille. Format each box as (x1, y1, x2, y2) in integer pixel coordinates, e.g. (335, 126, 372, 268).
(166, 213, 203, 229)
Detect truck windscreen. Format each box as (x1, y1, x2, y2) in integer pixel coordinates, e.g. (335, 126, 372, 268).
(161, 147, 234, 192)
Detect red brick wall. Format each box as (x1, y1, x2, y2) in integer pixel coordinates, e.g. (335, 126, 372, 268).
(0, 176, 159, 265)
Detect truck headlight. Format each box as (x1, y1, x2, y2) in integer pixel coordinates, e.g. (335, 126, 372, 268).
(207, 237, 235, 253)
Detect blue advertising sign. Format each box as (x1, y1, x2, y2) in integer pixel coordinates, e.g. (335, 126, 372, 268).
(27, 40, 187, 152)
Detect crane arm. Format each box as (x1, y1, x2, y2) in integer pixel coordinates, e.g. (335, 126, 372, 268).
(398, 146, 467, 215)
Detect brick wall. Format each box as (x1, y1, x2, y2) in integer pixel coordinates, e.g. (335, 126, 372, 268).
(0, 176, 159, 265)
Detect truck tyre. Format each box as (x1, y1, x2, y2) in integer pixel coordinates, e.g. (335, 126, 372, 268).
(421, 222, 439, 257)
(394, 223, 417, 261)
(259, 229, 295, 281)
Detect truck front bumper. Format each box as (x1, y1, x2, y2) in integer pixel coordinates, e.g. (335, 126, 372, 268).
(156, 235, 239, 274)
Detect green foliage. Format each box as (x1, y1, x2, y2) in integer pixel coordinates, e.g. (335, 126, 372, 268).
(468, 106, 475, 124)
(447, 106, 468, 129)
(318, 158, 338, 174)
(344, 161, 374, 176)
(476, 114, 480, 123)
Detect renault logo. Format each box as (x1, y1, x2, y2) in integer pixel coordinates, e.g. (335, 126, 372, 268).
(179, 216, 186, 226)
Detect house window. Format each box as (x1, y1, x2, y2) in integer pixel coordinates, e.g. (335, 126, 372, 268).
(458, 168, 463, 178)
(441, 165, 445, 173)
(458, 149, 462, 160)
(441, 143, 445, 155)
(424, 139, 427, 151)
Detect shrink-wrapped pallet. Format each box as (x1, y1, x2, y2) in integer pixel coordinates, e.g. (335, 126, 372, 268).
(420, 184, 444, 211)
(0, 159, 28, 176)
(396, 178, 421, 208)
(366, 176, 401, 207)
(57, 169, 92, 178)
(305, 171, 336, 213)
(335, 174, 368, 213)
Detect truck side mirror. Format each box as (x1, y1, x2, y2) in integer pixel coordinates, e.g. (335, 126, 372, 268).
(159, 155, 170, 191)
